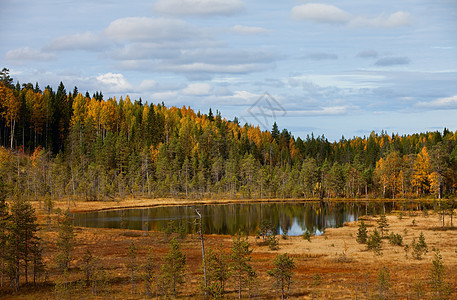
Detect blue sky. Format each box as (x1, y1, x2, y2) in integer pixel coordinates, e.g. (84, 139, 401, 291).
(1, 0, 456, 141)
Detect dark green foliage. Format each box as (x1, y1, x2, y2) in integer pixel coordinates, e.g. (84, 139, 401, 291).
(388, 232, 403, 246)
(2, 74, 457, 202)
(367, 228, 382, 255)
(160, 238, 186, 298)
(231, 234, 256, 299)
(268, 233, 279, 250)
(356, 221, 368, 244)
(203, 246, 230, 298)
(267, 253, 296, 300)
(302, 230, 312, 242)
(7, 198, 41, 290)
(258, 220, 273, 242)
(429, 250, 452, 299)
(377, 214, 389, 238)
(55, 210, 75, 272)
(412, 232, 428, 260)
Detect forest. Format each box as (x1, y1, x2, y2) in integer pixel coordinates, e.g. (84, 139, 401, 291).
(1, 68, 457, 202)
(1, 69, 456, 299)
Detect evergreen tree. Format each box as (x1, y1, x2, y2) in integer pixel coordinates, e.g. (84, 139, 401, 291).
(204, 246, 230, 298)
(160, 238, 186, 298)
(231, 234, 255, 299)
(367, 228, 382, 255)
(356, 220, 368, 244)
(55, 210, 76, 272)
(429, 250, 452, 299)
(267, 253, 296, 300)
(7, 198, 40, 290)
(377, 214, 389, 238)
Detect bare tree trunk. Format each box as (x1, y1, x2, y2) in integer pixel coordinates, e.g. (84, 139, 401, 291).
(194, 208, 206, 294)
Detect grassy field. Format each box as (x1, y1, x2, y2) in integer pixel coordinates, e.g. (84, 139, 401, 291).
(1, 198, 456, 299)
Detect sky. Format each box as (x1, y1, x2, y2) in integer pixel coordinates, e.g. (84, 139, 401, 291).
(1, 0, 456, 141)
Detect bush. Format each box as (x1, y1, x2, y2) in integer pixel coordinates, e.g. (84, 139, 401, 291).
(411, 232, 428, 260)
(388, 232, 403, 246)
(367, 229, 382, 255)
(356, 221, 368, 244)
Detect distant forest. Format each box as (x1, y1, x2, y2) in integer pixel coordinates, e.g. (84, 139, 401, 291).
(1, 68, 457, 201)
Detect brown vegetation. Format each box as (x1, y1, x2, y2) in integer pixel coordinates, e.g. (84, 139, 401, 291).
(2, 199, 456, 299)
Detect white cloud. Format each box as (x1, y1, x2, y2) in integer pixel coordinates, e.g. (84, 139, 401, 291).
(182, 83, 212, 96)
(350, 11, 412, 28)
(288, 106, 356, 116)
(291, 4, 412, 28)
(96, 72, 132, 92)
(153, 0, 244, 16)
(416, 95, 457, 109)
(150, 91, 179, 101)
(6, 47, 55, 62)
(46, 32, 105, 51)
(138, 79, 157, 91)
(104, 17, 202, 42)
(231, 25, 270, 35)
(291, 4, 350, 24)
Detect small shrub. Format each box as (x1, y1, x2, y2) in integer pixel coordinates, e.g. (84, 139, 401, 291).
(302, 230, 312, 242)
(411, 232, 428, 260)
(388, 232, 403, 246)
(356, 221, 368, 244)
(268, 234, 279, 250)
(367, 229, 382, 255)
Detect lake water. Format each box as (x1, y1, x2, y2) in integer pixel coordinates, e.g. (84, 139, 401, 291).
(72, 201, 401, 236)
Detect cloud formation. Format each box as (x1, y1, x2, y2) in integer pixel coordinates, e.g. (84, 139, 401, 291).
(6, 47, 55, 62)
(45, 32, 106, 51)
(291, 4, 412, 28)
(153, 0, 244, 16)
(416, 95, 457, 109)
(303, 52, 338, 60)
(231, 25, 270, 35)
(375, 57, 410, 66)
(357, 49, 378, 58)
(96, 72, 132, 93)
(291, 4, 350, 24)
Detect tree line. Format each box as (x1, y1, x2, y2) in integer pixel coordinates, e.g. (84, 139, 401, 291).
(1, 68, 457, 201)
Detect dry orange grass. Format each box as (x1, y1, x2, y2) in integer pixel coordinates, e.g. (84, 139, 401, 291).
(3, 199, 455, 299)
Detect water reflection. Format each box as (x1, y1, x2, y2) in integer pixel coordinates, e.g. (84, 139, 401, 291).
(72, 201, 398, 236)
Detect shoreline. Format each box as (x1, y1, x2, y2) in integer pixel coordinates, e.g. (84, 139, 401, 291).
(37, 196, 438, 214)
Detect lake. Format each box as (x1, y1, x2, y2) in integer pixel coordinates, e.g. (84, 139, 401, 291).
(72, 201, 405, 236)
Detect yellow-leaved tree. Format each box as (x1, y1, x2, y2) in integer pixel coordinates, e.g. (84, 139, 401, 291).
(411, 146, 432, 195)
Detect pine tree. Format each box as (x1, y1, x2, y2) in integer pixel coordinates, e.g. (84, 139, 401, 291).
(429, 250, 451, 299)
(267, 253, 296, 300)
(231, 234, 255, 299)
(7, 198, 40, 290)
(377, 214, 389, 238)
(367, 228, 382, 255)
(204, 246, 230, 298)
(356, 220, 368, 244)
(160, 238, 186, 298)
(55, 210, 76, 272)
